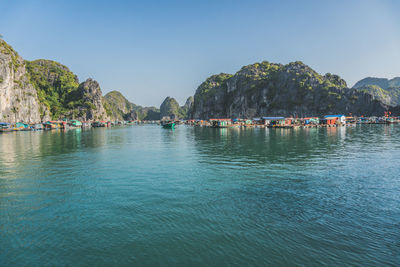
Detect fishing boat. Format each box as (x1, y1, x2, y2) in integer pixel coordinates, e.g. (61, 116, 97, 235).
(161, 121, 175, 129)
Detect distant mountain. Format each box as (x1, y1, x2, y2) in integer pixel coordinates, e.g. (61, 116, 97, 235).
(104, 91, 160, 121)
(353, 77, 400, 89)
(353, 77, 400, 106)
(190, 61, 388, 119)
(104, 91, 135, 120)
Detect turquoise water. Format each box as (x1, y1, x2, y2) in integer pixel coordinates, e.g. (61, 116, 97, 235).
(0, 125, 399, 266)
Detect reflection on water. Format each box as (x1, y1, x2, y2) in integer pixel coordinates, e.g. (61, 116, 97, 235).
(0, 125, 399, 266)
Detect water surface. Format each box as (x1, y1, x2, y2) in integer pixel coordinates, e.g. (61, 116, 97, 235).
(0, 125, 399, 266)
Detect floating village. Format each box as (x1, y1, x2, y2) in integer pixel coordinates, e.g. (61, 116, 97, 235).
(0, 113, 399, 132)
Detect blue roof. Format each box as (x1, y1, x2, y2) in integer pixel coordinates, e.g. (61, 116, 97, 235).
(324, 115, 345, 118)
(262, 117, 285, 120)
(0, 122, 10, 125)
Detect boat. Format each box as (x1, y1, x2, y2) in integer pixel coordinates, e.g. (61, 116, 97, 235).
(161, 121, 175, 129)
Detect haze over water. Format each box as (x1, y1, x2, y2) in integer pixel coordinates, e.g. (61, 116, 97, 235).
(0, 125, 399, 266)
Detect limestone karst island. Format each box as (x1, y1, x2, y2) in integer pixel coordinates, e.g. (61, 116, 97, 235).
(1, 38, 399, 129)
(1, 1, 400, 266)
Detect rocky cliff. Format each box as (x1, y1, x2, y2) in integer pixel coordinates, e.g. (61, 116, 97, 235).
(182, 96, 193, 117)
(0, 39, 121, 122)
(26, 59, 109, 121)
(353, 77, 400, 106)
(76, 78, 110, 121)
(191, 61, 389, 119)
(0, 40, 47, 123)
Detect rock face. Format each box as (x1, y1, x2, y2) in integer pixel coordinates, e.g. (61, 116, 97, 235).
(191, 61, 389, 119)
(77, 78, 109, 121)
(0, 39, 113, 122)
(191, 73, 232, 119)
(353, 77, 400, 106)
(160, 96, 182, 119)
(182, 96, 193, 117)
(390, 105, 400, 116)
(0, 40, 46, 123)
(26, 60, 110, 121)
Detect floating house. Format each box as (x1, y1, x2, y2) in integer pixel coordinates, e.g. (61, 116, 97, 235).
(15, 122, 28, 129)
(0, 122, 11, 132)
(43, 121, 61, 129)
(262, 117, 293, 127)
(303, 117, 319, 125)
(69, 120, 82, 127)
(81, 121, 91, 128)
(0, 122, 10, 129)
(261, 117, 285, 126)
(92, 121, 109, 127)
(346, 116, 356, 124)
(322, 115, 346, 125)
(209, 119, 232, 128)
(31, 124, 44, 130)
(252, 118, 262, 124)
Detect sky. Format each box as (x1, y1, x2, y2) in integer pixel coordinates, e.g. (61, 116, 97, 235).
(1, 0, 399, 107)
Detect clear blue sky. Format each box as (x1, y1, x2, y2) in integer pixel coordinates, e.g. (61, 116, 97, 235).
(1, 0, 399, 107)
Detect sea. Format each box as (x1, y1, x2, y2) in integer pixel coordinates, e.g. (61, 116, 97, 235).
(0, 125, 399, 266)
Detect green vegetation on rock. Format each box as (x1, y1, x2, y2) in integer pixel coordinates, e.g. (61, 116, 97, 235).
(191, 61, 386, 119)
(160, 97, 184, 119)
(0, 40, 22, 72)
(25, 59, 82, 119)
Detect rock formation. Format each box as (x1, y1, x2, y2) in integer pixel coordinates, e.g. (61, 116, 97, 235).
(0, 39, 395, 123)
(160, 97, 182, 119)
(76, 78, 109, 121)
(0, 40, 47, 123)
(190, 61, 389, 119)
